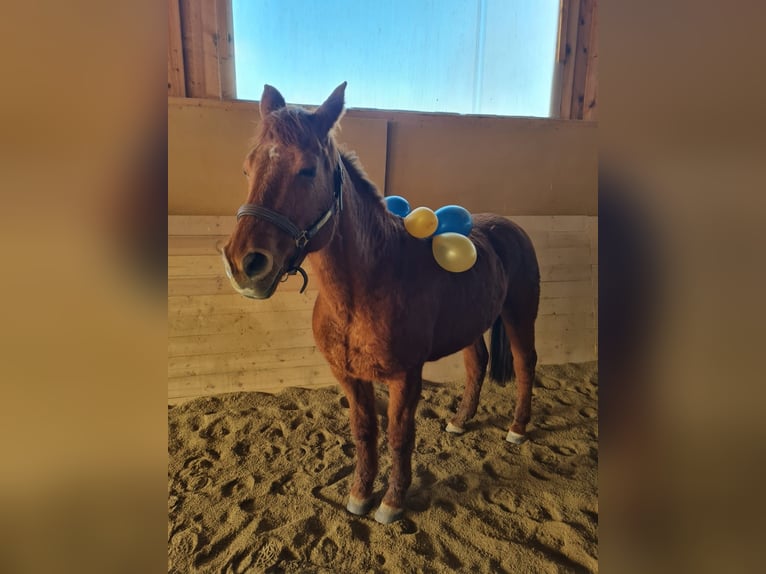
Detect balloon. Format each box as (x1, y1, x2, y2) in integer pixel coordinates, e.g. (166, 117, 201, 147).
(404, 206, 439, 238)
(432, 233, 477, 272)
(383, 195, 411, 217)
(434, 205, 473, 236)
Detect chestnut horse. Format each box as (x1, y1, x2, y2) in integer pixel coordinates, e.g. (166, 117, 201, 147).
(222, 83, 540, 524)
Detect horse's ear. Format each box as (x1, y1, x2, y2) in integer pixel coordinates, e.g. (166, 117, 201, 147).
(313, 81, 347, 136)
(260, 84, 286, 118)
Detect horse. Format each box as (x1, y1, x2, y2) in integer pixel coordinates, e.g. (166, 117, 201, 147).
(222, 82, 540, 524)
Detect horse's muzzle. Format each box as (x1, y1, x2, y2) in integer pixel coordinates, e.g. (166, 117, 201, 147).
(221, 250, 282, 299)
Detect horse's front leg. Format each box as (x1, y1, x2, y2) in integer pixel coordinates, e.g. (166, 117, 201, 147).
(375, 366, 423, 524)
(335, 374, 378, 516)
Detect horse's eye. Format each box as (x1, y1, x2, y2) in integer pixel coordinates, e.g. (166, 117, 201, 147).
(298, 166, 317, 178)
(243, 169, 248, 177)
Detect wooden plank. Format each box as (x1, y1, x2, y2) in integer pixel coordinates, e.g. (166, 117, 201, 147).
(168, 254, 225, 277)
(538, 296, 594, 316)
(168, 365, 337, 398)
(169, 276, 231, 296)
(540, 280, 593, 299)
(168, 346, 326, 378)
(169, 235, 228, 256)
(571, 0, 595, 120)
(557, 0, 571, 63)
(169, 292, 317, 315)
(215, 0, 236, 99)
(528, 230, 590, 249)
(535, 247, 591, 267)
(168, 327, 317, 357)
(552, 0, 569, 116)
(169, 308, 315, 336)
(169, 274, 311, 296)
(510, 215, 587, 232)
(169, 215, 233, 236)
(540, 263, 592, 282)
(167, 0, 186, 97)
(167, 260, 318, 294)
(180, 0, 221, 98)
(536, 312, 595, 335)
(558, 0, 581, 118)
(203, 0, 222, 97)
(583, 0, 599, 121)
(537, 329, 597, 364)
(168, 373, 338, 401)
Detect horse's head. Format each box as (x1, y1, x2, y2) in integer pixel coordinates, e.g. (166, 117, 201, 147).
(222, 82, 347, 299)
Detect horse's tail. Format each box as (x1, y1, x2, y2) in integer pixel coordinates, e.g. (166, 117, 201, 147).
(489, 316, 515, 383)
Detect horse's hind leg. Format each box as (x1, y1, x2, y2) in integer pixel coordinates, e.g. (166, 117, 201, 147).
(502, 311, 538, 444)
(335, 374, 378, 516)
(446, 337, 488, 434)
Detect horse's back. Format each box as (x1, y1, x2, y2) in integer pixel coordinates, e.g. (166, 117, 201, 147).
(473, 213, 540, 286)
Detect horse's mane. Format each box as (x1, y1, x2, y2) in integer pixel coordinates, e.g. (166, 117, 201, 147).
(338, 149, 384, 201)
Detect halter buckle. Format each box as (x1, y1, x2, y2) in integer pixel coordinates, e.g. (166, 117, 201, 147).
(295, 232, 309, 250)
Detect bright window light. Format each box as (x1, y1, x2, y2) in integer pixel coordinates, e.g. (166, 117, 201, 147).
(233, 0, 559, 117)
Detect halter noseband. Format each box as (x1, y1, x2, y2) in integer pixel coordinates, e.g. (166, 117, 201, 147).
(235, 156, 344, 294)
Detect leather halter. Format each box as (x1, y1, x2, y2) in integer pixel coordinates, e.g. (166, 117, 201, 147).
(235, 156, 344, 294)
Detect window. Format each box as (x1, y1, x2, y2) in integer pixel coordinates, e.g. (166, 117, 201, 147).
(233, 0, 559, 117)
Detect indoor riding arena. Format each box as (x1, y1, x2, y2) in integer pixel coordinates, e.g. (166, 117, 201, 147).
(168, 1, 598, 572)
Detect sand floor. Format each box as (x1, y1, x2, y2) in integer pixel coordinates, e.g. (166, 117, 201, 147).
(168, 362, 598, 573)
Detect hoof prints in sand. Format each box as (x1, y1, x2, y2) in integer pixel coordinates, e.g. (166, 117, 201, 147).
(168, 362, 598, 573)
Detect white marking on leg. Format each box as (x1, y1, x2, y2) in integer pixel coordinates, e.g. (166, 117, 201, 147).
(506, 429, 527, 444)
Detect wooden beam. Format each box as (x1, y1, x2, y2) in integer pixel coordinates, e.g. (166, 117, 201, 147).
(216, 0, 236, 99)
(167, 0, 186, 96)
(558, 0, 581, 118)
(571, 0, 595, 120)
(177, 0, 236, 100)
(180, 0, 221, 98)
(583, 0, 599, 120)
(556, 0, 570, 64)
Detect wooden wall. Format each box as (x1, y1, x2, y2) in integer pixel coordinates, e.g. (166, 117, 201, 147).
(168, 94, 597, 403)
(169, 215, 597, 403)
(169, 98, 597, 216)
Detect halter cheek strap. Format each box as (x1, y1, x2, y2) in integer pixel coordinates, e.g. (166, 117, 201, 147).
(235, 157, 344, 293)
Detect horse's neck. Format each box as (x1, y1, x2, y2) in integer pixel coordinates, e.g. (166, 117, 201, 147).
(308, 157, 394, 310)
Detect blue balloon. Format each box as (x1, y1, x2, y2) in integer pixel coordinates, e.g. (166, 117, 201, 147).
(384, 195, 411, 217)
(434, 205, 473, 236)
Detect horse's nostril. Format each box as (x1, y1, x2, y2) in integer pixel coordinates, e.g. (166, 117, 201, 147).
(243, 251, 271, 278)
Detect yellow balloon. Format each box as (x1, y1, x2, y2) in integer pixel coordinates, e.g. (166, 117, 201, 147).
(403, 206, 439, 238)
(432, 233, 477, 272)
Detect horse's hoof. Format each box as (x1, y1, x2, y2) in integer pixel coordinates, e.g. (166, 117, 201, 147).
(506, 429, 527, 444)
(445, 422, 465, 434)
(346, 495, 374, 516)
(374, 503, 404, 524)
